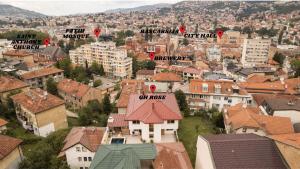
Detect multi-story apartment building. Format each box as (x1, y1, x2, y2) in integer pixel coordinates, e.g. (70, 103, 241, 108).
(186, 80, 252, 111)
(21, 67, 64, 89)
(206, 45, 221, 62)
(57, 79, 103, 110)
(69, 42, 132, 79)
(11, 88, 68, 137)
(241, 38, 271, 67)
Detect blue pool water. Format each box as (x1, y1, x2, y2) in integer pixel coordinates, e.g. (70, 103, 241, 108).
(111, 138, 125, 144)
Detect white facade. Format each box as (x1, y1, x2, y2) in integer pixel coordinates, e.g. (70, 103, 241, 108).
(69, 42, 132, 79)
(206, 46, 221, 62)
(187, 93, 252, 111)
(241, 38, 271, 67)
(128, 120, 179, 143)
(195, 136, 215, 169)
(65, 144, 95, 169)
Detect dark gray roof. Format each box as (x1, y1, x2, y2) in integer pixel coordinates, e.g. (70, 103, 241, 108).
(41, 46, 66, 61)
(203, 134, 288, 169)
(264, 98, 300, 111)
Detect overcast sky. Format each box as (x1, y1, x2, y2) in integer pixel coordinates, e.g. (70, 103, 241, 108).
(0, 0, 182, 16)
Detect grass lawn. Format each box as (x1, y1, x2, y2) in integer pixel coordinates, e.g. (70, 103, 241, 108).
(178, 116, 216, 166)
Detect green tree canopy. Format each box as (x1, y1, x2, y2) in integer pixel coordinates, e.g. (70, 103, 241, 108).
(174, 90, 190, 117)
(46, 78, 58, 95)
(102, 94, 112, 114)
(273, 52, 285, 66)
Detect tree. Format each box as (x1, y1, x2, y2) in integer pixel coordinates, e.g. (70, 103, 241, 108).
(93, 79, 102, 87)
(291, 59, 300, 77)
(91, 62, 104, 75)
(182, 38, 189, 46)
(78, 107, 93, 125)
(174, 90, 190, 117)
(55, 58, 72, 78)
(145, 60, 156, 70)
(273, 52, 285, 66)
(102, 94, 112, 114)
(46, 78, 58, 95)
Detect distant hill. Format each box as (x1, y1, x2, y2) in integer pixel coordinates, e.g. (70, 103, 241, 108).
(105, 3, 172, 13)
(0, 4, 46, 18)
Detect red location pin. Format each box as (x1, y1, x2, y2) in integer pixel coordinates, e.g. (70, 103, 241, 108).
(43, 38, 50, 47)
(150, 85, 156, 93)
(149, 52, 155, 61)
(179, 25, 186, 34)
(94, 28, 101, 38)
(216, 29, 224, 39)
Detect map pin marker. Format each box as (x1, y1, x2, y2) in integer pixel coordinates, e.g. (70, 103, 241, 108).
(94, 28, 101, 38)
(149, 52, 155, 61)
(43, 38, 50, 47)
(150, 84, 156, 93)
(216, 29, 224, 39)
(179, 25, 186, 34)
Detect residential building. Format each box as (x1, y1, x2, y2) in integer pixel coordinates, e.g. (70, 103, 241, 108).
(241, 38, 271, 67)
(0, 76, 29, 103)
(270, 133, 300, 169)
(0, 118, 8, 133)
(224, 103, 294, 136)
(260, 98, 300, 124)
(195, 134, 288, 169)
(116, 79, 146, 114)
(69, 41, 132, 79)
(58, 127, 106, 169)
(11, 88, 68, 137)
(136, 69, 155, 81)
(89, 144, 156, 169)
(151, 72, 182, 91)
(206, 45, 221, 62)
(217, 30, 245, 46)
(0, 135, 23, 169)
(106, 93, 182, 144)
(57, 79, 103, 110)
(154, 142, 193, 169)
(3, 50, 34, 64)
(21, 67, 64, 89)
(187, 80, 252, 111)
(182, 67, 203, 81)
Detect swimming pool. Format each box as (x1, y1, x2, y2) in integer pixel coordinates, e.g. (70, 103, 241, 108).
(110, 137, 126, 144)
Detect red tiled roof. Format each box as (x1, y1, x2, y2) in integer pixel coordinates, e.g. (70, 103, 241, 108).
(59, 127, 105, 157)
(57, 79, 90, 98)
(11, 88, 65, 114)
(270, 133, 300, 149)
(154, 142, 193, 169)
(0, 76, 28, 93)
(0, 118, 8, 127)
(107, 114, 128, 127)
(152, 72, 182, 82)
(0, 135, 22, 160)
(21, 67, 63, 80)
(125, 94, 182, 124)
(3, 50, 31, 57)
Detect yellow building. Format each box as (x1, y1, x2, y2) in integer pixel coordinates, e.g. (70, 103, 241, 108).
(11, 88, 68, 137)
(0, 135, 23, 169)
(0, 76, 29, 103)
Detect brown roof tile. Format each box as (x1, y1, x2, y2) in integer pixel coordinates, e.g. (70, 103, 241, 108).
(21, 67, 63, 80)
(270, 133, 300, 149)
(0, 76, 28, 93)
(11, 88, 65, 114)
(0, 118, 8, 127)
(152, 72, 182, 82)
(154, 142, 193, 169)
(3, 50, 32, 57)
(0, 135, 22, 160)
(59, 127, 105, 157)
(57, 79, 90, 98)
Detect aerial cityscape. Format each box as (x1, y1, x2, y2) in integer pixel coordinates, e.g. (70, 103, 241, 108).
(0, 0, 300, 169)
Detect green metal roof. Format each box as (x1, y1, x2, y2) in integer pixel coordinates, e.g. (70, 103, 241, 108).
(89, 144, 156, 169)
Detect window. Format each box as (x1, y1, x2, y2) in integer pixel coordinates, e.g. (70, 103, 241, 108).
(224, 97, 228, 100)
(84, 157, 87, 161)
(76, 147, 81, 152)
(228, 99, 232, 103)
(85, 167, 88, 169)
(167, 120, 175, 124)
(149, 134, 154, 138)
(213, 96, 221, 100)
(78, 157, 82, 162)
(80, 167, 83, 169)
(202, 83, 208, 92)
(133, 120, 140, 124)
(88, 157, 92, 161)
(242, 128, 247, 132)
(82, 147, 87, 152)
(149, 124, 154, 132)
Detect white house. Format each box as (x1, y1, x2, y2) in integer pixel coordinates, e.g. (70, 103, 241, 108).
(58, 127, 106, 169)
(186, 79, 252, 111)
(260, 98, 300, 124)
(125, 94, 182, 143)
(206, 45, 221, 62)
